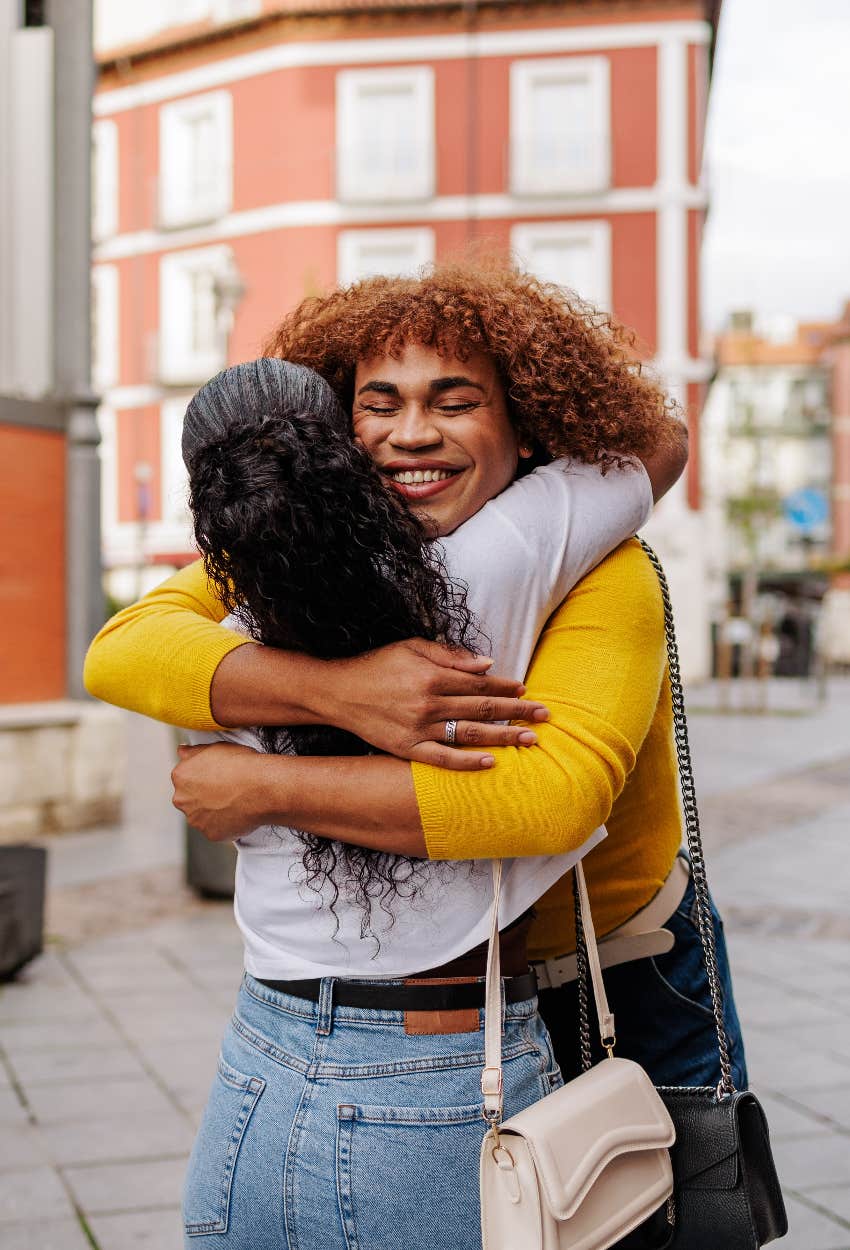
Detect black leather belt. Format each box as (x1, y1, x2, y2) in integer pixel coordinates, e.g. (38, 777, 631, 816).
(256, 971, 537, 1011)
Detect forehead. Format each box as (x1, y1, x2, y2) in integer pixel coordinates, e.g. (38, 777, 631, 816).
(353, 343, 498, 388)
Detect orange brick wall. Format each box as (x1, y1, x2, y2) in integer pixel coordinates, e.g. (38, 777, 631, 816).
(0, 426, 66, 702)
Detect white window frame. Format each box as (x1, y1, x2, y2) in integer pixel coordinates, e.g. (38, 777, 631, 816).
(511, 221, 612, 311)
(336, 66, 435, 204)
(159, 245, 231, 385)
(92, 118, 119, 242)
(159, 90, 232, 228)
(92, 264, 120, 391)
(160, 395, 194, 531)
(510, 56, 610, 197)
(337, 227, 435, 287)
(212, 0, 261, 20)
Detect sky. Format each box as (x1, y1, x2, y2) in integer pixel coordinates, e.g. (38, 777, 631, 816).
(702, 0, 850, 330)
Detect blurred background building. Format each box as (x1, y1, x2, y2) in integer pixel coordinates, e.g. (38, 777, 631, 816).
(702, 305, 850, 675)
(0, 0, 123, 839)
(92, 0, 721, 679)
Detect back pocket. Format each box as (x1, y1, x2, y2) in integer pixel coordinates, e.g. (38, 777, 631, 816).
(336, 1101, 485, 1250)
(184, 1055, 265, 1237)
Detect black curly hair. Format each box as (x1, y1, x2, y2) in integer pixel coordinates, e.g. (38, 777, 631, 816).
(182, 358, 478, 939)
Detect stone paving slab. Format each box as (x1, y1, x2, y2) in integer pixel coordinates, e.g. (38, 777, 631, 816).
(64, 1156, 188, 1216)
(88, 1206, 184, 1250)
(5, 1043, 150, 1086)
(0, 1165, 75, 1225)
(35, 1105, 197, 1168)
(22, 1075, 178, 1126)
(0, 1218, 94, 1250)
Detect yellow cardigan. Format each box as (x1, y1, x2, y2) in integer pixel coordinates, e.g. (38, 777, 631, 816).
(84, 540, 682, 955)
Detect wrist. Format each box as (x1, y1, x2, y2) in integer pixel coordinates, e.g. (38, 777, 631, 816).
(250, 752, 294, 826)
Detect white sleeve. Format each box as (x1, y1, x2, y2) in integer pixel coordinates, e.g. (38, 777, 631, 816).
(439, 457, 653, 680)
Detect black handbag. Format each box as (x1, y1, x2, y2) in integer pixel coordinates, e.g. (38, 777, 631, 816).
(572, 539, 788, 1250)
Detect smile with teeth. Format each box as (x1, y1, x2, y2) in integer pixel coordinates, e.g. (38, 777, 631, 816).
(390, 468, 458, 484)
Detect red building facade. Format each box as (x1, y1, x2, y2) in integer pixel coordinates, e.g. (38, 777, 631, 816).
(93, 0, 719, 636)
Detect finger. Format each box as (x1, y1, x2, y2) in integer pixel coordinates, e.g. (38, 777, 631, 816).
(413, 742, 496, 772)
(453, 722, 539, 748)
(431, 672, 527, 698)
(439, 697, 550, 723)
(177, 744, 209, 758)
(410, 639, 495, 671)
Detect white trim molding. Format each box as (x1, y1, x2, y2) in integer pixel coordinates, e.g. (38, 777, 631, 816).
(511, 220, 611, 311)
(159, 89, 232, 228)
(510, 56, 610, 198)
(338, 226, 435, 285)
(91, 264, 120, 391)
(336, 66, 434, 203)
(92, 118, 119, 241)
(95, 21, 712, 117)
(158, 244, 232, 385)
(94, 185, 708, 263)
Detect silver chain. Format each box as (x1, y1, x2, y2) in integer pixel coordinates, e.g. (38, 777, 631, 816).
(572, 868, 593, 1072)
(637, 538, 735, 1097)
(571, 540, 735, 1097)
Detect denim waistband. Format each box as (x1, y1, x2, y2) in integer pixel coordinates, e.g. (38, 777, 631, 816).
(240, 972, 538, 1033)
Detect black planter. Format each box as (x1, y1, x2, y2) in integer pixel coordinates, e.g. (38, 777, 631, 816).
(0, 845, 47, 980)
(185, 822, 236, 898)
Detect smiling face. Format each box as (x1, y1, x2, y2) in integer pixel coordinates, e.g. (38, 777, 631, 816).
(352, 344, 520, 536)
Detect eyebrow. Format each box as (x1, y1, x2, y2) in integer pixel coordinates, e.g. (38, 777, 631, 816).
(356, 376, 485, 397)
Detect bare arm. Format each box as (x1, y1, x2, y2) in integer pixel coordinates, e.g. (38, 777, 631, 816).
(639, 418, 689, 503)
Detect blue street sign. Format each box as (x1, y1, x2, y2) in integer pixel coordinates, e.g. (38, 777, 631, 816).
(782, 488, 829, 532)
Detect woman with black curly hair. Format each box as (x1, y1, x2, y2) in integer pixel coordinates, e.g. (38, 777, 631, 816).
(173, 352, 650, 1250)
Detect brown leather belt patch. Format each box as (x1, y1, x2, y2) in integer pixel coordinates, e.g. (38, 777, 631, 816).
(402, 976, 482, 1035)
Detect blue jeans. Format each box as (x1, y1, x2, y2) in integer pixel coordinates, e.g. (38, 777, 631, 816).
(182, 974, 558, 1248)
(537, 878, 749, 1089)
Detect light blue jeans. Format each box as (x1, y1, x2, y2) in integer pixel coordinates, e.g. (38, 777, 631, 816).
(182, 973, 559, 1248)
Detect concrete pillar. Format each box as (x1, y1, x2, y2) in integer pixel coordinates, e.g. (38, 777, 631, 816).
(46, 0, 104, 697)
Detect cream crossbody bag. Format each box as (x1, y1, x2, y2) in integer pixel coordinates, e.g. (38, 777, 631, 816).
(479, 859, 676, 1250)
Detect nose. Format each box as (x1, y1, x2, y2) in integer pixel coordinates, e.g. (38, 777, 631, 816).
(388, 404, 443, 451)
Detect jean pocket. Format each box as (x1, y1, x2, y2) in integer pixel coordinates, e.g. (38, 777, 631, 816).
(336, 1101, 485, 1250)
(183, 1055, 266, 1237)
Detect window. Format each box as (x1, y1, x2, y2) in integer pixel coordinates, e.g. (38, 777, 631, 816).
(160, 396, 193, 528)
(212, 0, 261, 19)
(511, 57, 610, 196)
(336, 67, 434, 203)
(159, 245, 231, 384)
(92, 119, 119, 241)
(92, 264, 119, 390)
(338, 228, 435, 286)
(159, 90, 232, 227)
(511, 221, 611, 311)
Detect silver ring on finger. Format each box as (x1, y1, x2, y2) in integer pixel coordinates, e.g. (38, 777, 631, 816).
(444, 719, 458, 746)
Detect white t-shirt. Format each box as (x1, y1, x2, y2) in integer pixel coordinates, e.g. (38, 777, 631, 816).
(189, 458, 653, 979)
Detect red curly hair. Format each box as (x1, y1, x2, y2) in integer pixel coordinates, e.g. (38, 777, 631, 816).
(263, 252, 680, 468)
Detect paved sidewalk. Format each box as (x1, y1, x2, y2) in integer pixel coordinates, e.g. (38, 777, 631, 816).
(1, 682, 849, 1248)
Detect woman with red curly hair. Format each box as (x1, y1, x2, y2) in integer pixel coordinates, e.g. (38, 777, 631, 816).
(85, 258, 746, 1250)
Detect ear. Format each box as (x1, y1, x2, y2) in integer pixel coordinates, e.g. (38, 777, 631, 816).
(518, 446, 533, 459)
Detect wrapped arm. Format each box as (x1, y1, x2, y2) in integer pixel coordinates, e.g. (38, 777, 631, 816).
(83, 561, 244, 729)
(178, 541, 667, 856)
(415, 539, 668, 857)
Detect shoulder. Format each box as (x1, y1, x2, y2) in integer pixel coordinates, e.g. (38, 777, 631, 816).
(547, 539, 664, 629)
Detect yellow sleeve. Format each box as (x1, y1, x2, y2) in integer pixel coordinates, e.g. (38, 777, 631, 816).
(412, 540, 666, 860)
(83, 560, 250, 730)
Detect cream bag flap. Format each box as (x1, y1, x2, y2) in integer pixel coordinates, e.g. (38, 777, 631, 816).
(499, 1057, 675, 1221)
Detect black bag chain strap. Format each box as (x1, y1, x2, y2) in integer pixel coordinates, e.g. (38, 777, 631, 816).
(573, 537, 735, 1098)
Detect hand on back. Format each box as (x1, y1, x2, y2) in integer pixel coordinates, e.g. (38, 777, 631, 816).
(328, 638, 548, 771)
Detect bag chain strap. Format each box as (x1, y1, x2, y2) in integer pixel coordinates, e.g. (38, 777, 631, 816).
(574, 539, 735, 1097)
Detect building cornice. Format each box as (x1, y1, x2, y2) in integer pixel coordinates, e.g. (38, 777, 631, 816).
(97, 1, 719, 73)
